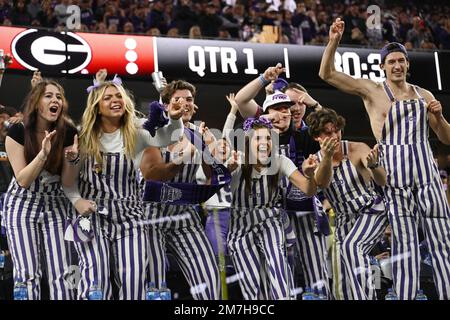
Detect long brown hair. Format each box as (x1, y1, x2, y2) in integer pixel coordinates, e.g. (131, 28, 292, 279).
(241, 124, 279, 198)
(23, 80, 72, 175)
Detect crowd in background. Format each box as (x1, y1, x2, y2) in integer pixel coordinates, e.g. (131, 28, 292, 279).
(0, 0, 449, 49)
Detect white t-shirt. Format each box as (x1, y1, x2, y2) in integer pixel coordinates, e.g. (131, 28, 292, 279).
(230, 154, 297, 194)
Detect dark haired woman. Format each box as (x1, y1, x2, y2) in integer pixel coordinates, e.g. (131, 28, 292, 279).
(226, 118, 320, 300)
(3, 79, 77, 300)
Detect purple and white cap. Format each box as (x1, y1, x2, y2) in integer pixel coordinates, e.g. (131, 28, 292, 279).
(262, 90, 295, 112)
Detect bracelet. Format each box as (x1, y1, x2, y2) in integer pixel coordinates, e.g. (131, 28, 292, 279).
(310, 102, 320, 108)
(258, 74, 270, 86)
(68, 154, 80, 165)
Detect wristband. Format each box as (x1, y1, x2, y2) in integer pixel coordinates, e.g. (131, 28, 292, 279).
(258, 74, 270, 86)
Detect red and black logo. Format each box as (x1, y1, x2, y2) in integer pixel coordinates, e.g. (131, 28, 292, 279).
(12, 29, 91, 74)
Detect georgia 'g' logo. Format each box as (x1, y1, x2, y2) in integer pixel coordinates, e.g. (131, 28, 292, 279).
(12, 29, 91, 74)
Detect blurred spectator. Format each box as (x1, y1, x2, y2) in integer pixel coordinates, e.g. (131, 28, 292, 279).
(313, 10, 329, 44)
(103, 2, 126, 31)
(0, 0, 12, 25)
(146, 0, 168, 34)
(189, 25, 202, 39)
(281, 9, 299, 44)
(80, 0, 95, 29)
(27, 0, 42, 20)
(407, 16, 426, 48)
(129, 5, 147, 33)
(398, 12, 412, 43)
(262, 5, 280, 27)
(54, 0, 71, 26)
(172, 0, 197, 36)
(107, 22, 118, 33)
(10, 0, 31, 27)
(220, 5, 240, 39)
(292, 2, 317, 44)
(147, 27, 161, 36)
(218, 27, 231, 40)
(342, 1, 366, 45)
(198, 2, 222, 38)
(438, 18, 450, 50)
(95, 21, 108, 33)
(123, 21, 134, 34)
(2, 17, 11, 26)
(167, 27, 179, 38)
(0, 0, 447, 51)
(36, 0, 57, 28)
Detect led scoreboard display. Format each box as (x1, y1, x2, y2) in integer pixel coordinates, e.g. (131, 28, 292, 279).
(0, 26, 448, 92)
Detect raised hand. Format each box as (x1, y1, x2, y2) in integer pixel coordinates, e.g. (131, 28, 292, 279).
(366, 144, 379, 168)
(167, 97, 185, 120)
(227, 150, 240, 172)
(31, 70, 42, 88)
(95, 68, 108, 83)
(226, 93, 239, 114)
(298, 91, 319, 108)
(262, 63, 285, 82)
(329, 18, 345, 41)
(199, 121, 216, 146)
(40, 130, 57, 159)
(302, 154, 318, 178)
(319, 137, 338, 158)
(65, 134, 79, 163)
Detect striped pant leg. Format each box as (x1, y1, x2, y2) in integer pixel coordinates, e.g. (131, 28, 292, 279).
(147, 226, 167, 290)
(417, 180, 450, 299)
(384, 185, 420, 300)
(74, 214, 112, 300)
(40, 198, 75, 300)
(332, 212, 356, 300)
(228, 227, 263, 300)
(4, 195, 42, 300)
(292, 213, 330, 296)
(167, 223, 221, 300)
(113, 224, 148, 300)
(341, 211, 389, 300)
(260, 216, 293, 300)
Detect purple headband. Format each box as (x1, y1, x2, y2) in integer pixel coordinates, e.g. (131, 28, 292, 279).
(243, 117, 273, 132)
(86, 74, 123, 93)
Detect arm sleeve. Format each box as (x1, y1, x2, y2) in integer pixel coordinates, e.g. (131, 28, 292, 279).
(6, 123, 25, 145)
(222, 113, 236, 140)
(280, 155, 298, 178)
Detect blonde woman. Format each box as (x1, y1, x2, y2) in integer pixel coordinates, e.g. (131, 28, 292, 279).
(63, 75, 184, 300)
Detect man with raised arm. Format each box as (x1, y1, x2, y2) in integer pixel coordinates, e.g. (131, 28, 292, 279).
(319, 17, 450, 300)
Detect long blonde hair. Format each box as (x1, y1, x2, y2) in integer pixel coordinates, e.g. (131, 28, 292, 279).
(79, 82, 137, 164)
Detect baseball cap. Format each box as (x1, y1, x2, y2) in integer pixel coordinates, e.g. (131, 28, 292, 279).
(262, 91, 295, 112)
(380, 42, 408, 64)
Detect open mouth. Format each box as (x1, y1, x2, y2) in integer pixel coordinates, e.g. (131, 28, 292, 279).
(49, 106, 59, 114)
(111, 104, 122, 111)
